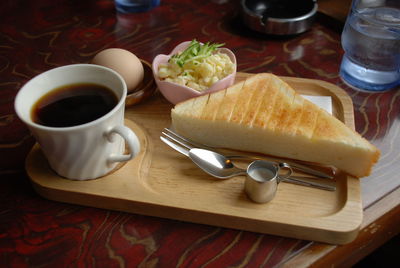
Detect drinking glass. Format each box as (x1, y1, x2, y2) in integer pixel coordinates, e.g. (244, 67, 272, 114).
(339, 0, 400, 91)
(115, 0, 160, 13)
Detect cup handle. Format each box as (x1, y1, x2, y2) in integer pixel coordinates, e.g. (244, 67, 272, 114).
(106, 125, 140, 164)
(277, 162, 293, 182)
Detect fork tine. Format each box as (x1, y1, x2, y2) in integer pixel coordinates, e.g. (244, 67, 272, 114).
(162, 130, 193, 150)
(160, 136, 190, 157)
(164, 128, 211, 150)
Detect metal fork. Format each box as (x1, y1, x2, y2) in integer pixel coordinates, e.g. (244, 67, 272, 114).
(162, 128, 335, 180)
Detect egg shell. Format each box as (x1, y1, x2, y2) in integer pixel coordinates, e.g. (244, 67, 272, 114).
(92, 48, 144, 92)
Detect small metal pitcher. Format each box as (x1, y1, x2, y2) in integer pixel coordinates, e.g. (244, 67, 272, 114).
(245, 160, 292, 203)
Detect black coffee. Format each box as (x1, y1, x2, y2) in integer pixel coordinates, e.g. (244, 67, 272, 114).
(31, 83, 118, 127)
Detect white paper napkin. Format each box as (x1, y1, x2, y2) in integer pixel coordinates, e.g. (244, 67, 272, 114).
(302, 95, 332, 114)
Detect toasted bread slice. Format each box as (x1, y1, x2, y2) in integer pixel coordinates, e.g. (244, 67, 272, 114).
(171, 73, 380, 178)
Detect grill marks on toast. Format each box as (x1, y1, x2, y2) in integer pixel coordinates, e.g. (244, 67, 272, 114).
(176, 73, 319, 139)
(247, 73, 317, 138)
(281, 94, 305, 136)
(265, 79, 293, 132)
(243, 74, 270, 127)
(252, 74, 278, 128)
(188, 94, 209, 118)
(200, 74, 274, 127)
(175, 73, 359, 143)
(296, 99, 318, 139)
(200, 88, 226, 121)
(270, 80, 296, 133)
(228, 78, 255, 124)
(214, 81, 245, 122)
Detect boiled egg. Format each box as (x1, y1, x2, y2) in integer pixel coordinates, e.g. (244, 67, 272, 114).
(92, 48, 144, 92)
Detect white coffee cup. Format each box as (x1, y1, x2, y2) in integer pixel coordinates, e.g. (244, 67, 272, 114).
(14, 64, 141, 180)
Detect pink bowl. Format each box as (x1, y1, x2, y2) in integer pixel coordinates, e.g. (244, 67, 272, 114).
(152, 41, 237, 104)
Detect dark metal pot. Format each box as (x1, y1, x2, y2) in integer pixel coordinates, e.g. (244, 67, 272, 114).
(241, 0, 318, 35)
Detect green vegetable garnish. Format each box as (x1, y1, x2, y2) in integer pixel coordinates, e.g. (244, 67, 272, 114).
(170, 39, 224, 67)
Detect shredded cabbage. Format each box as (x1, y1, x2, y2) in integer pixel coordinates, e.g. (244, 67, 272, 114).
(158, 40, 235, 92)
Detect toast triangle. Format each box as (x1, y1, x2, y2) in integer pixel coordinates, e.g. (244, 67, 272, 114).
(171, 73, 380, 178)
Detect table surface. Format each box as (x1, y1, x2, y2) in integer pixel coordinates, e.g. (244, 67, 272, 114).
(1, 0, 399, 267)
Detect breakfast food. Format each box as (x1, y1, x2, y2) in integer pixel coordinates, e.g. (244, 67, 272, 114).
(171, 73, 380, 178)
(92, 48, 144, 92)
(158, 40, 235, 91)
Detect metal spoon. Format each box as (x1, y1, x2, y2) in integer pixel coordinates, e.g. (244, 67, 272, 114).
(188, 148, 335, 191)
(189, 148, 244, 178)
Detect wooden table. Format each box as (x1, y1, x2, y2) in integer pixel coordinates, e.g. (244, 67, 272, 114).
(1, 0, 399, 267)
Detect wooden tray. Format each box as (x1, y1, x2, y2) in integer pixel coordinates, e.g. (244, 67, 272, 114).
(26, 73, 362, 245)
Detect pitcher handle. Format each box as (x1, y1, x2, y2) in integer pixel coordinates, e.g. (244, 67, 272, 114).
(277, 162, 293, 182)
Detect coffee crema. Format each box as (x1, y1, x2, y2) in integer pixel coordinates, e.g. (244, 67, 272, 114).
(31, 83, 118, 127)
